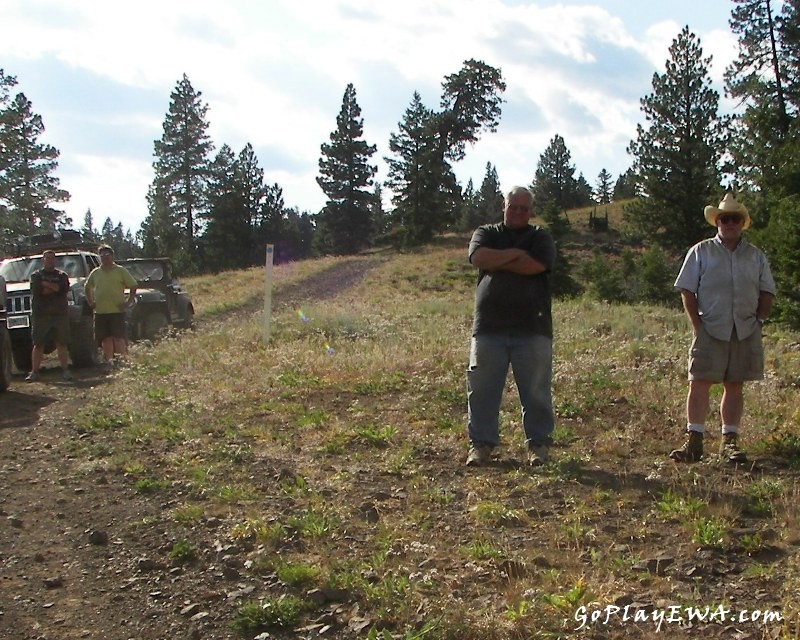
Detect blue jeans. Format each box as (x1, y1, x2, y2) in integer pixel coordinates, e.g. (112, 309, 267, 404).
(467, 333, 554, 447)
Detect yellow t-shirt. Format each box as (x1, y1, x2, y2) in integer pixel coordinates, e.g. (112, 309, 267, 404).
(85, 264, 138, 314)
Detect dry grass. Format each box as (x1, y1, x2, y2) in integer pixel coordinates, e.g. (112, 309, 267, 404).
(69, 236, 800, 639)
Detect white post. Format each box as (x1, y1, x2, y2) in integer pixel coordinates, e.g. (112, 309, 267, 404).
(263, 244, 274, 343)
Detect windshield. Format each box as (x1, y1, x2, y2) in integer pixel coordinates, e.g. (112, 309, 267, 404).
(122, 262, 164, 282)
(0, 255, 87, 282)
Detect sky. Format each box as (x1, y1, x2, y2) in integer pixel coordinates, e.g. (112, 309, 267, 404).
(0, 0, 744, 235)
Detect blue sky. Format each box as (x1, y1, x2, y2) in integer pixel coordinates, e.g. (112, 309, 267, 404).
(0, 0, 744, 234)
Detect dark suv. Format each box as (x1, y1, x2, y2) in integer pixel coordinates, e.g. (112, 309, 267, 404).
(118, 258, 195, 340)
(0, 231, 100, 372)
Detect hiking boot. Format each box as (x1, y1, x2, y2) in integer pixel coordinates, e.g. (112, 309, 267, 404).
(466, 443, 492, 467)
(101, 361, 113, 374)
(527, 443, 549, 467)
(25, 371, 40, 382)
(720, 432, 747, 464)
(669, 431, 703, 462)
(62, 369, 74, 381)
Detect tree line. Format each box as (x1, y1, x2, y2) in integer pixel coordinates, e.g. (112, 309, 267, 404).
(1, 1, 798, 324)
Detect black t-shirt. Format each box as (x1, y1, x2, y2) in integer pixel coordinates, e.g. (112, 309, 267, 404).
(31, 267, 70, 316)
(468, 223, 556, 338)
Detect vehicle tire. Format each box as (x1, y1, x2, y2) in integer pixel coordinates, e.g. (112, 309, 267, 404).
(0, 329, 12, 391)
(70, 316, 99, 368)
(141, 311, 169, 340)
(11, 333, 32, 373)
(178, 307, 194, 330)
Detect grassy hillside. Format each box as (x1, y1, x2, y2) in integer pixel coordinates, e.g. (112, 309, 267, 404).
(72, 241, 800, 639)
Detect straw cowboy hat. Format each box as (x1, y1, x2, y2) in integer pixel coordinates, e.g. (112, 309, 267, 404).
(704, 192, 751, 230)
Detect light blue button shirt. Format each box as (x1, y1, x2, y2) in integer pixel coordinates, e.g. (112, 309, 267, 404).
(674, 235, 776, 341)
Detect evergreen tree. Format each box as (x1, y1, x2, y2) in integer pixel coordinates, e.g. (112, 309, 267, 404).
(81, 209, 99, 243)
(0, 91, 70, 236)
(531, 134, 577, 213)
(595, 169, 613, 203)
(573, 173, 594, 207)
(613, 168, 638, 200)
(202, 145, 244, 271)
(626, 27, 724, 253)
(764, 194, 800, 327)
(386, 92, 454, 245)
(456, 178, 479, 232)
(140, 181, 188, 269)
(725, 0, 792, 207)
(254, 183, 294, 262)
(435, 60, 506, 163)
(369, 182, 388, 239)
(316, 83, 377, 254)
(145, 74, 214, 269)
(475, 163, 504, 224)
(386, 60, 505, 244)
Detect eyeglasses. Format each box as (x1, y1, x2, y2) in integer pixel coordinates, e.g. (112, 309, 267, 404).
(100, 252, 113, 257)
(718, 215, 743, 225)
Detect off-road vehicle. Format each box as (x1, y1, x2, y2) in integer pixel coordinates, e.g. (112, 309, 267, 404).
(0, 275, 11, 390)
(118, 257, 195, 340)
(0, 230, 100, 372)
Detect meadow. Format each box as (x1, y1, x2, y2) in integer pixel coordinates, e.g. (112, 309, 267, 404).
(71, 231, 800, 639)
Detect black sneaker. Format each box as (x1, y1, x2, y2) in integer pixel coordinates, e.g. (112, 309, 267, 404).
(720, 432, 747, 464)
(669, 431, 703, 462)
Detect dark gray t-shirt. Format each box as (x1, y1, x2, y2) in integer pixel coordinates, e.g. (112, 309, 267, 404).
(468, 223, 556, 338)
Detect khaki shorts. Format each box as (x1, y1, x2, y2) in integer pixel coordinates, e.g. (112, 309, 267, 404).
(688, 325, 764, 382)
(31, 314, 70, 346)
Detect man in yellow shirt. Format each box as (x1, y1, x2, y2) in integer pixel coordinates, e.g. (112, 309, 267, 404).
(85, 245, 138, 372)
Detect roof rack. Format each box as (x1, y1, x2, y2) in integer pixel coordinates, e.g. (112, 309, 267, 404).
(11, 230, 98, 257)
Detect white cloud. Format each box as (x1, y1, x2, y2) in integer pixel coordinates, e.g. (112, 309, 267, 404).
(0, 0, 741, 234)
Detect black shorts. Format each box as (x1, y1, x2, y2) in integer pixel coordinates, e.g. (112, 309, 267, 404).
(94, 313, 127, 341)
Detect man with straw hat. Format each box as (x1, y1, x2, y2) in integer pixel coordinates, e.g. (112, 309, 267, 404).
(670, 192, 776, 464)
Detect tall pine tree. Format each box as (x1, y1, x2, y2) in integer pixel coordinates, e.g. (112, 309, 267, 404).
(144, 74, 213, 270)
(386, 60, 505, 244)
(626, 27, 724, 253)
(316, 83, 377, 255)
(531, 134, 577, 215)
(595, 169, 613, 204)
(0, 87, 70, 239)
(386, 92, 453, 245)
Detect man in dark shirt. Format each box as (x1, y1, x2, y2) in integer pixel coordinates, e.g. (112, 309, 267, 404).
(27, 250, 72, 381)
(466, 186, 557, 467)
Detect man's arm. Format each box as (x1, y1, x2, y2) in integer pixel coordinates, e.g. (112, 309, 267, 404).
(756, 291, 775, 322)
(679, 289, 702, 332)
(471, 247, 547, 275)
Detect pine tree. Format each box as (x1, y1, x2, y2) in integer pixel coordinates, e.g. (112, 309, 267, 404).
(386, 60, 505, 244)
(145, 74, 214, 269)
(369, 182, 388, 239)
(456, 178, 479, 232)
(613, 168, 638, 201)
(386, 92, 454, 245)
(316, 83, 377, 254)
(531, 134, 577, 214)
(725, 0, 792, 207)
(476, 163, 504, 225)
(0, 89, 70, 237)
(81, 209, 99, 243)
(626, 27, 724, 253)
(595, 169, 613, 204)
